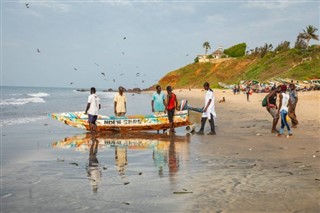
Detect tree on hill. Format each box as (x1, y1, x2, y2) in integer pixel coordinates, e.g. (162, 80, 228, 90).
(274, 41, 290, 52)
(223, 43, 246, 57)
(203, 41, 211, 55)
(260, 43, 273, 58)
(300, 25, 319, 47)
(295, 33, 308, 49)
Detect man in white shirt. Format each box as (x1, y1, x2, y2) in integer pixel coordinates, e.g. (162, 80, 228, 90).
(85, 87, 101, 133)
(196, 82, 216, 135)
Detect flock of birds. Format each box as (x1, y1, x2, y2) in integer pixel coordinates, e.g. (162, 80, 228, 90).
(26, 2, 191, 88)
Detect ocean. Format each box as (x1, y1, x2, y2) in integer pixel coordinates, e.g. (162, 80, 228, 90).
(1, 86, 154, 127)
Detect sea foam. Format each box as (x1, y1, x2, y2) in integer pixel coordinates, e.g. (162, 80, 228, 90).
(0, 92, 49, 106)
(0, 116, 47, 126)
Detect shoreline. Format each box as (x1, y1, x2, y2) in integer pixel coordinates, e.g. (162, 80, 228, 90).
(1, 89, 320, 212)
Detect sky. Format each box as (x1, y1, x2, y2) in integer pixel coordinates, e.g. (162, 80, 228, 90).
(1, 0, 319, 89)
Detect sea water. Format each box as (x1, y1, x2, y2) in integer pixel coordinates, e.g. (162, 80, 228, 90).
(1, 86, 193, 213)
(1, 86, 153, 127)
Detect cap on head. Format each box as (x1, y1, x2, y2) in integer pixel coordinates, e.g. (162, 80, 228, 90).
(166, 86, 172, 92)
(281, 85, 287, 92)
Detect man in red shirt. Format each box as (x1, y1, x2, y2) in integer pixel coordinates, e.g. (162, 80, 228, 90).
(166, 86, 178, 133)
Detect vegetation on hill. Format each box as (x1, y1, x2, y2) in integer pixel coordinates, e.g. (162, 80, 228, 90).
(153, 25, 319, 89)
(223, 43, 247, 57)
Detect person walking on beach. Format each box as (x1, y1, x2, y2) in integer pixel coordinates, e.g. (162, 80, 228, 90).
(277, 85, 293, 137)
(266, 85, 281, 133)
(196, 82, 216, 135)
(166, 86, 178, 133)
(85, 87, 101, 134)
(288, 83, 299, 128)
(151, 85, 166, 114)
(237, 84, 240, 94)
(246, 84, 251, 101)
(114, 86, 127, 116)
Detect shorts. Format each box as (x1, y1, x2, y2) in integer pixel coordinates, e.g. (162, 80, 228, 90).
(268, 108, 279, 119)
(167, 109, 175, 123)
(88, 114, 98, 124)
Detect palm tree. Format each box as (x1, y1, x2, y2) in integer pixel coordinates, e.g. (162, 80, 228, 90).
(202, 41, 211, 55)
(300, 25, 319, 47)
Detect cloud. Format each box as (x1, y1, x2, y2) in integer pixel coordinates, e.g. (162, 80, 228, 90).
(244, 0, 301, 9)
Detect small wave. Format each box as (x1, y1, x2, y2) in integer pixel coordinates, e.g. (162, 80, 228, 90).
(0, 92, 49, 106)
(27, 92, 50, 98)
(0, 97, 45, 106)
(0, 116, 47, 127)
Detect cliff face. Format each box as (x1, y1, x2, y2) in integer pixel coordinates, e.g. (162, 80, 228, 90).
(154, 47, 320, 89)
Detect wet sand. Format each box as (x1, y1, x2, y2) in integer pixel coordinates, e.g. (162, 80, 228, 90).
(1, 90, 320, 213)
(175, 89, 320, 212)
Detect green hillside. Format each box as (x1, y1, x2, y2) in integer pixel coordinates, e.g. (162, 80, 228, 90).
(155, 46, 320, 89)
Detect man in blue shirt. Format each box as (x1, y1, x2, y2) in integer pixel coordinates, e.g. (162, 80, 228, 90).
(151, 85, 166, 114)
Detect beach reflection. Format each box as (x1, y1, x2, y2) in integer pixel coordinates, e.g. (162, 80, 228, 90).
(115, 145, 127, 176)
(87, 138, 101, 193)
(51, 132, 190, 191)
(153, 136, 179, 179)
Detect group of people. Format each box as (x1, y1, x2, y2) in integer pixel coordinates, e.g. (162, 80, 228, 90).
(84, 82, 217, 135)
(84, 86, 128, 134)
(151, 82, 216, 135)
(265, 83, 298, 137)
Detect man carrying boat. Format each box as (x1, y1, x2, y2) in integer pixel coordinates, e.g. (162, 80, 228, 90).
(166, 86, 179, 133)
(196, 82, 216, 135)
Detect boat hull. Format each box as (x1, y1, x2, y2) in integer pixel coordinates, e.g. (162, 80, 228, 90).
(50, 110, 192, 132)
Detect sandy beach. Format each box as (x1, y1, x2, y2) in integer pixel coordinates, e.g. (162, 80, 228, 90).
(1, 88, 320, 213)
(174, 88, 320, 212)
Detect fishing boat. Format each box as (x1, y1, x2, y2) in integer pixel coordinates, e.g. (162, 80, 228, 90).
(50, 109, 192, 132)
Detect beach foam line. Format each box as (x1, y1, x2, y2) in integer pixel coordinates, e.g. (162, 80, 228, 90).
(0, 92, 49, 106)
(27, 92, 50, 98)
(0, 97, 46, 105)
(0, 116, 47, 127)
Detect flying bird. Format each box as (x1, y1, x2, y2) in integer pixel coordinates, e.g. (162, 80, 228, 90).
(142, 80, 145, 83)
(70, 82, 73, 85)
(101, 72, 105, 76)
(25, 3, 29, 8)
(74, 68, 77, 71)
(186, 54, 189, 56)
(37, 49, 40, 53)
(122, 52, 125, 55)
(94, 63, 99, 67)
(123, 37, 126, 40)
(113, 79, 115, 82)
(120, 73, 124, 76)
